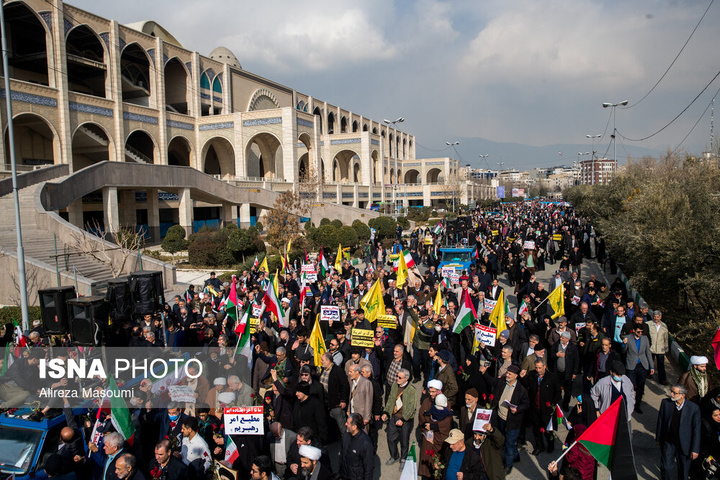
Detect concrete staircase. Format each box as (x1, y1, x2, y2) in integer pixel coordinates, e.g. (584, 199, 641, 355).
(0, 183, 116, 287)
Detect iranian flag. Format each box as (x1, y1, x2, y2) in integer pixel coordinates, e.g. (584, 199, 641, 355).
(13, 321, 26, 348)
(102, 376, 136, 445)
(452, 290, 477, 334)
(1, 344, 14, 376)
(399, 442, 417, 479)
(234, 304, 251, 337)
(253, 256, 259, 268)
(234, 304, 254, 370)
(319, 246, 330, 276)
(224, 275, 238, 323)
(574, 397, 637, 479)
(403, 250, 415, 269)
(225, 436, 239, 464)
(262, 278, 285, 326)
(344, 277, 355, 291)
(518, 300, 529, 317)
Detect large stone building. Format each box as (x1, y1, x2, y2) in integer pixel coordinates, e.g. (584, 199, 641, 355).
(0, 0, 494, 240)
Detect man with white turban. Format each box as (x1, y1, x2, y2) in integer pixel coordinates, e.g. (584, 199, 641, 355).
(678, 355, 712, 404)
(298, 445, 330, 480)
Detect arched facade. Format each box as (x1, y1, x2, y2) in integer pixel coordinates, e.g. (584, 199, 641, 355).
(4, 113, 59, 167)
(66, 25, 107, 98)
(165, 58, 189, 114)
(4, 2, 50, 86)
(332, 149, 359, 183)
(202, 137, 235, 178)
(245, 132, 282, 180)
(405, 169, 420, 184)
(168, 136, 192, 166)
(71, 122, 114, 171)
(427, 168, 443, 183)
(125, 130, 156, 164)
(120, 43, 152, 106)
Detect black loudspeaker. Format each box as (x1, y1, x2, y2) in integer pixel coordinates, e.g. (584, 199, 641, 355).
(129, 271, 164, 316)
(38, 286, 77, 334)
(68, 296, 108, 346)
(106, 277, 132, 323)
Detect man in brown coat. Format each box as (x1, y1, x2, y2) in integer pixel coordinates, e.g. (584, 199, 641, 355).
(678, 355, 713, 404)
(348, 364, 373, 432)
(435, 349, 459, 407)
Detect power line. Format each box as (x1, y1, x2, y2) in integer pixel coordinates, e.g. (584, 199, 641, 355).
(623, 0, 715, 109)
(672, 85, 720, 155)
(616, 67, 720, 142)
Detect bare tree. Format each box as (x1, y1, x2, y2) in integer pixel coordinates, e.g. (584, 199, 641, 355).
(70, 219, 145, 278)
(265, 191, 310, 250)
(7, 261, 51, 306)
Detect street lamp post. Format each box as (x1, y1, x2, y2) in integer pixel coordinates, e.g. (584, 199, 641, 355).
(383, 117, 404, 218)
(446, 141, 460, 212)
(478, 155, 489, 199)
(602, 101, 628, 180)
(586, 134, 601, 184)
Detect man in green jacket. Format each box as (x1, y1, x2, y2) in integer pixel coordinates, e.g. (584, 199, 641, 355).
(382, 368, 417, 470)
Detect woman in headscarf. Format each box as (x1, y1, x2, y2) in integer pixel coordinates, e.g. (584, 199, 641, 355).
(562, 424, 597, 480)
(419, 393, 454, 480)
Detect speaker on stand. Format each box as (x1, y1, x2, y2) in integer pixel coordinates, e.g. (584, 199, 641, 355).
(68, 296, 108, 346)
(129, 271, 164, 316)
(38, 286, 77, 335)
(106, 277, 132, 324)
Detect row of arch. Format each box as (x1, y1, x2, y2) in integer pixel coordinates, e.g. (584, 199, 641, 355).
(4, 1, 224, 116)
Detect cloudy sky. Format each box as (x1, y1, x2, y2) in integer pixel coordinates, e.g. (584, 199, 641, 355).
(71, 0, 720, 169)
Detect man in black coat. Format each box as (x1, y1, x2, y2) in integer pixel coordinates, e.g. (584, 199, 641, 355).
(155, 403, 187, 443)
(340, 413, 374, 480)
(443, 429, 486, 480)
(550, 331, 580, 411)
(361, 364, 383, 452)
(491, 365, 530, 475)
(656, 384, 701, 480)
(319, 352, 349, 438)
(149, 439, 190, 480)
(293, 381, 330, 444)
(524, 359, 562, 454)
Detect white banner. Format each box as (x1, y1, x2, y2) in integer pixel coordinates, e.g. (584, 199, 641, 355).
(475, 324, 497, 347)
(484, 299, 498, 314)
(320, 305, 341, 322)
(224, 406, 264, 435)
(168, 385, 197, 403)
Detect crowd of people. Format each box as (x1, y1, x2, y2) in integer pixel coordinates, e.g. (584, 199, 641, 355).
(1, 201, 719, 480)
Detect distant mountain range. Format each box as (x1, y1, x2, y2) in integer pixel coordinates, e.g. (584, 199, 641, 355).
(435, 136, 666, 171)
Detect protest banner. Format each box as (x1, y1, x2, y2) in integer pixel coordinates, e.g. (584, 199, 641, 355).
(523, 240, 536, 250)
(320, 305, 341, 322)
(472, 408, 494, 431)
(224, 406, 264, 435)
(351, 328, 374, 347)
(484, 299, 498, 314)
(475, 324, 497, 347)
(376, 314, 398, 329)
(168, 385, 196, 403)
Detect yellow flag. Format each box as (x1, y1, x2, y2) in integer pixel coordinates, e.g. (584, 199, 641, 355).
(287, 239, 292, 254)
(360, 279, 385, 323)
(489, 290, 508, 336)
(335, 244, 343, 274)
(310, 315, 327, 367)
(433, 286, 443, 315)
(259, 256, 269, 273)
(273, 269, 279, 297)
(396, 250, 409, 288)
(547, 284, 565, 319)
(280, 255, 287, 274)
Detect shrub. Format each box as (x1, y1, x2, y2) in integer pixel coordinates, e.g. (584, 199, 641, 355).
(320, 218, 332, 226)
(0, 306, 42, 326)
(188, 229, 234, 267)
(254, 221, 264, 232)
(313, 224, 339, 249)
(331, 219, 343, 229)
(368, 216, 395, 239)
(352, 220, 371, 242)
(397, 216, 410, 230)
(337, 225, 359, 249)
(161, 225, 188, 254)
(304, 221, 314, 231)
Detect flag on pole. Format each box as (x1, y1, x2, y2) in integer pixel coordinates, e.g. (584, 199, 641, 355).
(262, 277, 285, 326)
(547, 284, 565, 319)
(309, 315, 327, 367)
(433, 287, 443, 316)
(335, 244, 343, 274)
(360, 279, 385, 323)
(103, 376, 136, 445)
(1, 344, 14, 376)
(712, 327, 720, 370)
(518, 300, 529, 317)
(488, 290, 508, 336)
(259, 256, 269, 273)
(235, 304, 254, 370)
(280, 255, 287, 274)
(272, 270, 279, 297)
(453, 291, 477, 334)
(433, 222, 443, 235)
(396, 250, 409, 289)
(547, 404, 572, 431)
(234, 304, 250, 337)
(286, 239, 292, 254)
(403, 250, 416, 269)
(399, 442, 418, 480)
(13, 321, 26, 348)
(224, 275, 238, 323)
(576, 397, 637, 479)
(253, 256, 259, 268)
(225, 436, 239, 464)
(320, 246, 329, 276)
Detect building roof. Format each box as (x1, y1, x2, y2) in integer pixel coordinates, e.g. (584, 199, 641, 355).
(124, 20, 183, 47)
(209, 47, 242, 69)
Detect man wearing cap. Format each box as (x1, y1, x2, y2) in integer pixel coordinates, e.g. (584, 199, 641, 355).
(468, 424, 505, 480)
(434, 350, 459, 408)
(548, 317, 576, 346)
(623, 323, 654, 414)
(344, 347, 372, 383)
(297, 444, 331, 480)
(590, 360, 635, 419)
(443, 428, 485, 480)
(678, 355, 713, 404)
(551, 330, 580, 411)
(491, 364, 529, 474)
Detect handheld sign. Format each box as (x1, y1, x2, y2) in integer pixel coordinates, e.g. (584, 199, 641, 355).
(249, 317, 260, 334)
(301, 264, 317, 282)
(320, 305, 341, 322)
(523, 240, 536, 250)
(224, 406, 264, 435)
(252, 304, 263, 318)
(475, 324, 497, 347)
(168, 385, 196, 403)
(484, 299, 498, 314)
(376, 314, 398, 330)
(472, 408, 493, 432)
(441, 267, 456, 279)
(351, 328, 374, 348)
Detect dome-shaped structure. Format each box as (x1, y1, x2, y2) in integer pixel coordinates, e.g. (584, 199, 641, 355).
(209, 47, 241, 69)
(124, 21, 183, 47)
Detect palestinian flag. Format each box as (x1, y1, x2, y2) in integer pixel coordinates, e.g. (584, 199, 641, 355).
(185, 289, 192, 303)
(102, 376, 136, 445)
(320, 246, 330, 276)
(577, 397, 637, 480)
(262, 277, 285, 326)
(433, 221, 443, 235)
(224, 275, 238, 323)
(225, 436, 239, 464)
(547, 404, 572, 431)
(400, 442, 417, 480)
(453, 290, 476, 334)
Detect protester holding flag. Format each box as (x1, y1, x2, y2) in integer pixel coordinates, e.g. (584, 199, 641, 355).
(525, 358, 562, 455)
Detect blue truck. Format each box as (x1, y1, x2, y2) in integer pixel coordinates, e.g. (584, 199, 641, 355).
(0, 408, 90, 480)
(438, 247, 476, 274)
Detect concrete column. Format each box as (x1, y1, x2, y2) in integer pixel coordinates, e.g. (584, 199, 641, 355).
(222, 203, 238, 227)
(155, 38, 168, 165)
(238, 203, 251, 229)
(67, 199, 84, 228)
(50, 0, 73, 168)
(282, 107, 297, 185)
(109, 21, 125, 163)
(353, 184, 359, 208)
(103, 187, 120, 233)
(178, 188, 193, 236)
(119, 190, 136, 226)
(423, 185, 431, 208)
(336, 184, 342, 205)
(147, 188, 160, 243)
